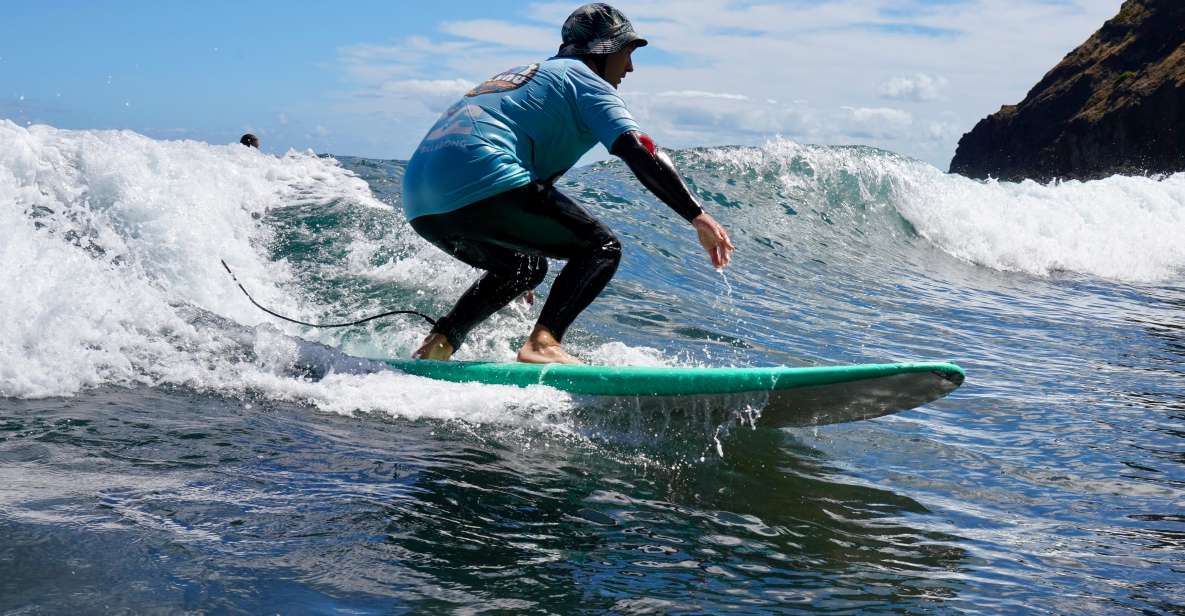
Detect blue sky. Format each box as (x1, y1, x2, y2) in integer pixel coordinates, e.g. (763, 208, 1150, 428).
(2, 1, 1122, 168)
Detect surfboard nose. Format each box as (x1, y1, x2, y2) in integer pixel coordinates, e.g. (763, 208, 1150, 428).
(759, 369, 965, 428)
(937, 368, 966, 387)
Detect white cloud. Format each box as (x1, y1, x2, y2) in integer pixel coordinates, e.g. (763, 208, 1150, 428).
(386, 78, 476, 96)
(926, 119, 962, 142)
(840, 106, 914, 138)
(656, 90, 750, 101)
(337, 37, 484, 83)
(379, 78, 476, 111)
(879, 73, 949, 101)
(625, 91, 818, 146)
(845, 106, 913, 125)
(438, 20, 555, 51)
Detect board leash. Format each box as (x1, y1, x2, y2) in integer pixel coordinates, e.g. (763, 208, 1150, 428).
(220, 259, 437, 328)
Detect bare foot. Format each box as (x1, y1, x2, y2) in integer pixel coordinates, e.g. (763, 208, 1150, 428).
(412, 333, 454, 361)
(517, 343, 582, 364)
(516, 325, 582, 365)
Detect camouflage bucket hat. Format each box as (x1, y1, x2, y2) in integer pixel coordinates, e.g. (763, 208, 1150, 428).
(558, 3, 648, 56)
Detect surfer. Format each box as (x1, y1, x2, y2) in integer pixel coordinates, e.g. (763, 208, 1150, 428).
(240, 133, 259, 148)
(402, 3, 734, 365)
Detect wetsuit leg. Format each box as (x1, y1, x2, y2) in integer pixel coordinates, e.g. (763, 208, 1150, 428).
(528, 189, 622, 341)
(411, 235, 549, 350)
(409, 182, 621, 349)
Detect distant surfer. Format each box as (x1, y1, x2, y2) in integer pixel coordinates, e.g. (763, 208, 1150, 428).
(402, 3, 734, 365)
(240, 133, 260, 148)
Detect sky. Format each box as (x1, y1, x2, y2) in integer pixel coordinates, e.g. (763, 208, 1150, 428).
(2, 0, 1124, 169)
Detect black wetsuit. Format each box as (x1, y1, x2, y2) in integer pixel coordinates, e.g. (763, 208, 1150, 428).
(411, 181, 622, 350)
(411, 131, 703, 350)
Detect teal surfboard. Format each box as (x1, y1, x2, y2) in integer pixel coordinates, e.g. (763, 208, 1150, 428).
(384, 359, 965, 427)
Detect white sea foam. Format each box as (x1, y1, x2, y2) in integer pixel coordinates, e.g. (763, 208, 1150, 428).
(0, 121, 576, 423)
(702, 138, 1185, 283)
(0, 120, 296, 397)
(9, 121, 1177, 419)
(899, 171, 1185, 283)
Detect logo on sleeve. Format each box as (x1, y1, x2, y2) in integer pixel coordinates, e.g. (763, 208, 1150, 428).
(466, 64, 540, 96)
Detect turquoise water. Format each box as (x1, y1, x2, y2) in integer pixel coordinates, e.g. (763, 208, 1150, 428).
(2, 122, 1184, 613)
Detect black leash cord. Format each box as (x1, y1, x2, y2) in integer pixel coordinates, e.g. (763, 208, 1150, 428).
(220, 259, 437, 328)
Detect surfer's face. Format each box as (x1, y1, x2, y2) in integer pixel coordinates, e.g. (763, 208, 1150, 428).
(602, 46, 635, 88)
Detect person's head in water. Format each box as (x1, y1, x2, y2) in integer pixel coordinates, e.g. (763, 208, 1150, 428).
(558, 3, 647, 88)
(240, 133, 260, 148)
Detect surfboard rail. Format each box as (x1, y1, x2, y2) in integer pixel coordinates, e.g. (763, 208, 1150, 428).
(383, 359, 965, 427)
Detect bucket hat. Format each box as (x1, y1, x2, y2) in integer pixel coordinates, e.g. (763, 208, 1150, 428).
(558, 3, 648, 56)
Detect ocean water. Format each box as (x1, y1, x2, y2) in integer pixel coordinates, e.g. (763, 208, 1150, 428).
(1, 119, 1183, 614)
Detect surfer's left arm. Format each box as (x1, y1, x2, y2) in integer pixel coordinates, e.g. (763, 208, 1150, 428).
(611, 131, 734, 268)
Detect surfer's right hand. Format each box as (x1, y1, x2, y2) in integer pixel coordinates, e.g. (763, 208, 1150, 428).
(692, 213, 734, 269)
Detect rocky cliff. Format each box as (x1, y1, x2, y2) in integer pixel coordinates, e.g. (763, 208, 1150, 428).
(949, 0, 1185, 182)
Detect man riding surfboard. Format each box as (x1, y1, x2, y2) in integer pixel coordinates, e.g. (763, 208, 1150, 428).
(403, 3, 734, 364)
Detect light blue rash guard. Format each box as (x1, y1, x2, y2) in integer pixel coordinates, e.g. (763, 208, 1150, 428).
(402, 57, 640, 221)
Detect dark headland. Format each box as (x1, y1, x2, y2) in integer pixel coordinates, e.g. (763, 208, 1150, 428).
(950, 0, 1185, 182)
